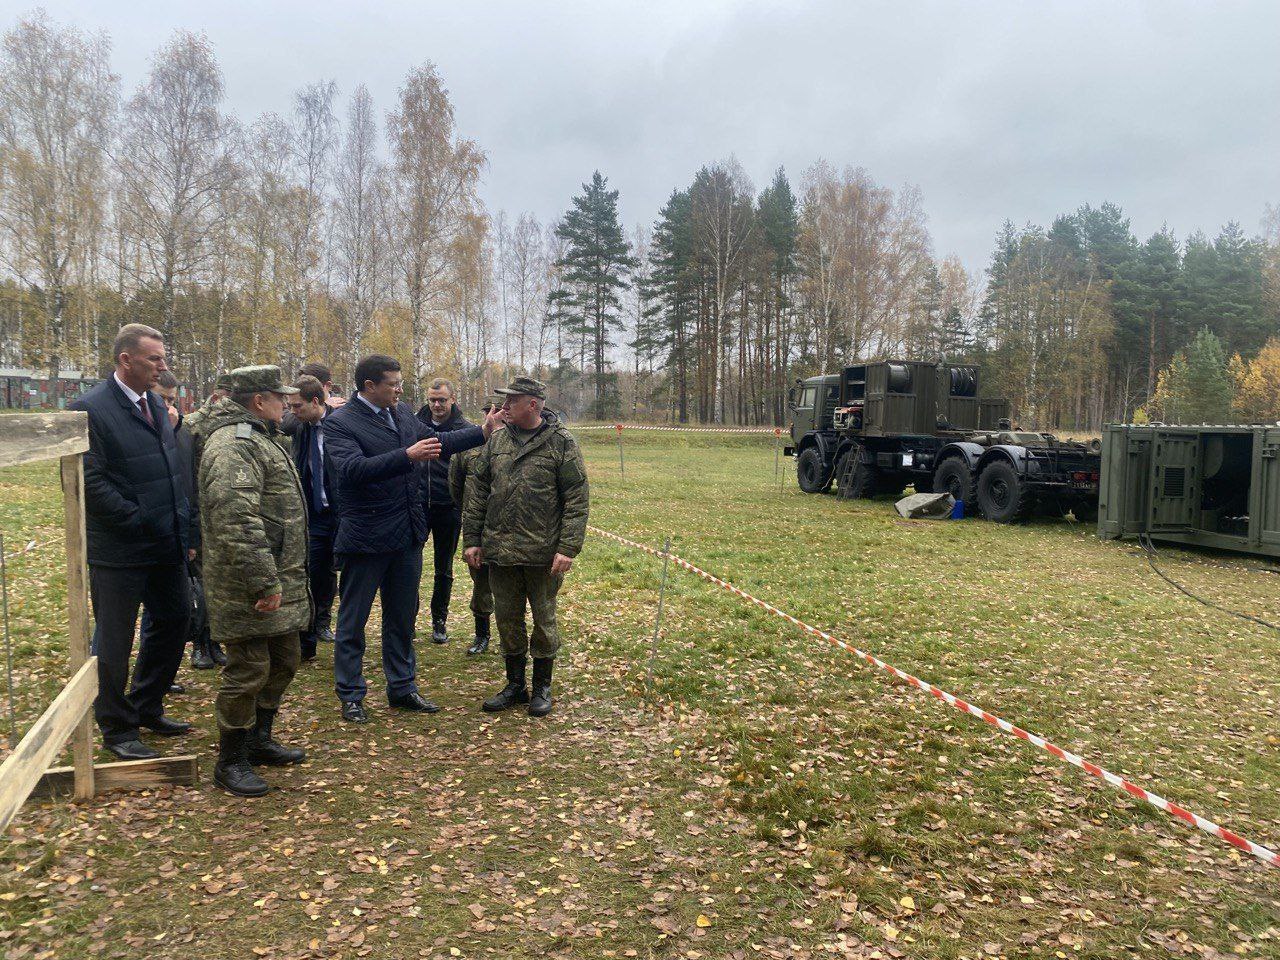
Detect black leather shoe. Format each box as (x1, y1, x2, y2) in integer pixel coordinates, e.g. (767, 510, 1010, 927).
(209, 641, 227, 666)
(483, 656, 529, 712)
(431, 616, 448, 645)
(467, 616, 490, 655)
(528, 658, 554, 717)
(141, 715, 192, 736)
(248, 708, 305, 766)
(106, 738, 158, 761)
(168, 682, 186, 695)
(341, 701, 368, 723)
(389, 691, 440, 713)
(317, 626, 335, 644)
(214, 729, 269, 797)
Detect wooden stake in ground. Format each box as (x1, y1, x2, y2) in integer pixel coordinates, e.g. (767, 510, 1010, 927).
(644, 537, 672, 704)
(775, 428, 786, 494)
(615, 423, 625, 480)
(0, 532, 15, 749)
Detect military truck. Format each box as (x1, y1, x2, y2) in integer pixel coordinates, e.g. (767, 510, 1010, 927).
(785, 359, 1102, 522)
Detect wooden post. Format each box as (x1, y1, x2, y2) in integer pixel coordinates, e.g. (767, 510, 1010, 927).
(60, 454, 94, 801)
(615, 424, 625, 480)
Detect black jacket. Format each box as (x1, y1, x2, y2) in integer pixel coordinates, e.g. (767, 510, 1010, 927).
(174, 417, 200, 552)
(69, 378, 192, 568)
(323, 397, 485, 555)
(414, 403, 474, 510)
(290, 409, 339, 528)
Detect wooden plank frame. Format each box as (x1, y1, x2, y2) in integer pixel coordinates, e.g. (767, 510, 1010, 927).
(0, 410, 197, 830)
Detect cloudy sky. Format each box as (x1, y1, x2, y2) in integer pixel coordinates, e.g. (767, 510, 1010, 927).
(10, 0, 1279, 272)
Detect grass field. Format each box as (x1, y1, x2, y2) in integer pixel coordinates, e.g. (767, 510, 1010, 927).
(0, 430, 1277, 959)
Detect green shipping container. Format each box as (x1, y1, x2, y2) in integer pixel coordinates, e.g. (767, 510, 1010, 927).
(1098, 423, 1280, 558)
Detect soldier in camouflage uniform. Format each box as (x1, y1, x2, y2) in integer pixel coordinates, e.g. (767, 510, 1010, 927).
(462, 377, 589, 717)
(449, 397, 502, 655)
(199, 366, 313, 796)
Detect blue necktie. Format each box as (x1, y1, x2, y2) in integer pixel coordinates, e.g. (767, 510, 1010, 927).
(309, 427, 326, 514)
(382, 408, 395, 431)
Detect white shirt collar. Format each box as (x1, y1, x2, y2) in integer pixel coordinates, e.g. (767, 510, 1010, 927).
(357, 393, 390, 418)
(113, 372, 146, 407)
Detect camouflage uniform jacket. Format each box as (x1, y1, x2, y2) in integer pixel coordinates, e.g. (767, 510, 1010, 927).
(198, 399, 313, 642)
(461, 412, 589, 567)
(448, 443, 483, 513)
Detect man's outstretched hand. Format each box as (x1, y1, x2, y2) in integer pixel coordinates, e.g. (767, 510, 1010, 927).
(482, 407, 507, 438)
(407, 437, 443, 462)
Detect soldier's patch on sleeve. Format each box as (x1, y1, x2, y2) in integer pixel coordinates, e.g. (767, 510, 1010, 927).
(235, 423, 253, 439)
(231, 465, 256, 489)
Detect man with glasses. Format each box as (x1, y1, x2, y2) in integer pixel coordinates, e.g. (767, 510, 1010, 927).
(415, 378, 473, 646)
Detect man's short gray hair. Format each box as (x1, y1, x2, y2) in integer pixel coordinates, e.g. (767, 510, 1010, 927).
(427, 378, 455, 396)
(113, 323, 164, 361)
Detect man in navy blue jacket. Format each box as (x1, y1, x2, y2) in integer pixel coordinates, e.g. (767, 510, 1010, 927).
(286, 375, 339, 662)
(323, 355, 501, 722)
(69, 323, 193, 760)
(415, 378, 472, 646)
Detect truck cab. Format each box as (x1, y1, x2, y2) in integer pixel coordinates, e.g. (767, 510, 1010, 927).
(789, 374, 841, 446)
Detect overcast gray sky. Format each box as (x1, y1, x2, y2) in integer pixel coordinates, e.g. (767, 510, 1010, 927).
(10, 0, 1279, 273)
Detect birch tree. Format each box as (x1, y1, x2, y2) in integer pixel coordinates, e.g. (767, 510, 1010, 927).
(0, 11, 117, 375)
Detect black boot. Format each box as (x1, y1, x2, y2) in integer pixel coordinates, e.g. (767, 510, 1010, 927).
(529, 658, 554, 717)
(431, 615, 448, 645)
(213, 728, 269, 797)
(467, 616, 490, 656)
(190, 634, 215, 670)
(482, 656, 529, 712)
(247, 708, 305, 766)
(209, 640, 227, 666)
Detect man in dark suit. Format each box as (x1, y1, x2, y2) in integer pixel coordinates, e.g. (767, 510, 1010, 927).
(415, 378, 472, 645)
(69, 323, 193, 760)
(148, 372, 219, 680)
(281, 361, 345, 437)
(286, 375, 338, 662)
(323, 355, 501, 722)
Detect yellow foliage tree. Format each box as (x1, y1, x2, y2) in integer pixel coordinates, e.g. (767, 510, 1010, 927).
(1233, 337, 1280, 422)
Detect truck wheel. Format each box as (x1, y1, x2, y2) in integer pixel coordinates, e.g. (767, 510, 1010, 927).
(933, 458, 974, 506)
(796, 447, 832, 493)
(976, 460, 1033, 523)
(1072, 501, 1098, 523)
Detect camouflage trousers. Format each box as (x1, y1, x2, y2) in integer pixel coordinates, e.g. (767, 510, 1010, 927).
(489, 566, 563, 659)
(468, 562, 494, 618)
(215, 631, 300, 730)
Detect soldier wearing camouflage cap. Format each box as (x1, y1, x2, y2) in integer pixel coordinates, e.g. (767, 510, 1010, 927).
(199, 365, 312, 796)
(462, 377, 589, 716)
(449, 396, 504, 655)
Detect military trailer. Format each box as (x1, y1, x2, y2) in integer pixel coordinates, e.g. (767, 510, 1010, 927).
(786, 359, 1102, 522)
(1098, 423, 1280, 558)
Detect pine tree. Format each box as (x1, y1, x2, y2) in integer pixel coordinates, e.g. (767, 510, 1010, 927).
(644, 189, 695, 421)
(1153, 327, 1235, 423)
(550, 171, 637, 419)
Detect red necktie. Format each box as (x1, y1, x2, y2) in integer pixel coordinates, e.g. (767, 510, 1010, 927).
(138, 396, 154, 427)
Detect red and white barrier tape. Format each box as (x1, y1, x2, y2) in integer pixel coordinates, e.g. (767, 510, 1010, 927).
(588, 524, 1279, 870)
(571, 423, 779, 435)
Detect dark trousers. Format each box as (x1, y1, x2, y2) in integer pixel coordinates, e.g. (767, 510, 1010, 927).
(89, 562, 191, 745)
(141, 570, 210, 655)
(425, 504, 461, 620)
(333, 545, 423, 703)
(301, 516, 337, 658)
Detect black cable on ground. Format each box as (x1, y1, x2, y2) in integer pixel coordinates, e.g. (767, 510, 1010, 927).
(1138, 533, 1280, 634)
